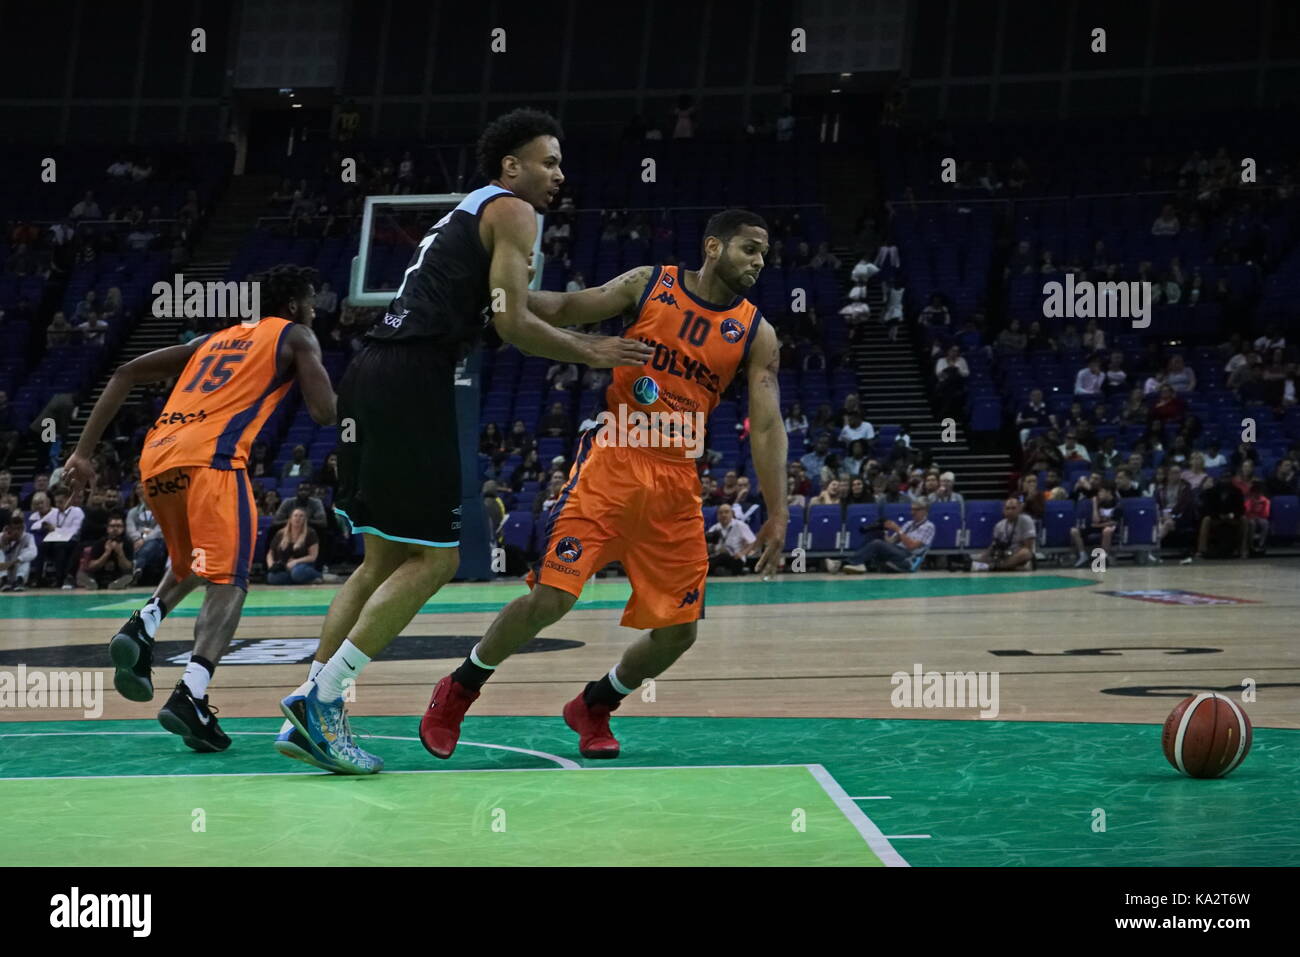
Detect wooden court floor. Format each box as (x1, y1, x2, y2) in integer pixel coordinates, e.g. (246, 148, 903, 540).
(2, 561, 1297, 728)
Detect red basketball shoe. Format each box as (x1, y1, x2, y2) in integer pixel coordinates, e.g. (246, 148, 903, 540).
(419, 674, 480, 759)
(563, 690, 620, 759)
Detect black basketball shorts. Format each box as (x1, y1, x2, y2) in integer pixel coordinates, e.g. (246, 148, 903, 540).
(333, 339, 463, 547)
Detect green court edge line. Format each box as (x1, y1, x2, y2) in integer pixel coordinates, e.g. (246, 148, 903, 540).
(0, 575, 1098, 618)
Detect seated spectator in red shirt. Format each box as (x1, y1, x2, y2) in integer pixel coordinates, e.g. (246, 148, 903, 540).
(1244, 481, 1270, 554)
(1231, 460, 1257, 498)
(1150, 384, 1186, 424)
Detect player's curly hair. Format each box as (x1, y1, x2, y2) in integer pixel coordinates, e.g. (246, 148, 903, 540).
(477, 108, 564, 180)
(253, 264, 319, 320)
(702, 209, 769, 257)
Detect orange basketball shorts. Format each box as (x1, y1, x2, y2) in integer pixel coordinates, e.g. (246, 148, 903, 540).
(527, 434, 708, 629)
(143, 466, 257, 590)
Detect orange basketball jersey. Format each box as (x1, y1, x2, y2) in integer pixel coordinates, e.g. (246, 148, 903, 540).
(600, 265, 763, 461)
(140, 316, 296, 477)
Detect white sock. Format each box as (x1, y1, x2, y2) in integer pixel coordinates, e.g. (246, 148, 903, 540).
(607, 666, 636, 695)
(971, 560, 989, 572)
(140, 598, 165, 640)
(468, 643, 496, 671)
(183, 660, 211, 699)
(316, 639, 370, 702)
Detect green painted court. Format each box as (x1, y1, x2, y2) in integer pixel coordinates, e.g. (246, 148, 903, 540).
(2, 715, 1296, 867)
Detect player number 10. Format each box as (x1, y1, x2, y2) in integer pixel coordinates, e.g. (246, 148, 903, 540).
(676, 311, 711, 346)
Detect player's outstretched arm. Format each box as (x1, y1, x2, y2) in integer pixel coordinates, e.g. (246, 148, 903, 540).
(527, 266, 653, 327)
(745, 319, 789, 578)
(483, 198, 653, 369)
(284, 324, 337, 425)
(63, 336, 210, 497)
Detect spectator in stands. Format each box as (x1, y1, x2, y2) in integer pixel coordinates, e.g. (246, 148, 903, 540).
(78, 311, 109, 347)
(1018, 473, 1046, 522)
(532, 470, 565, 519)
(934, 345, 969, 420)
(1058, 431, 1090, 464)
(787, 462, 812, 509)
(934, 471, 964, 509)
(565, 272, 586, 293)
(706, 504, 756, 576)
(731, 477, 760, 525)
(274, 483, 326, 534)
(672, 95, 697, 140)
(1081, 319, 1106, 353)
(76, 512, 134, 590)
(842, 439, 869, 477)
(1072, 470, 1103, 501)
(106, 156, 131, 178)
(1118, 387, 1148, 425)
(0, 511, 37, 590)
(0, 398, 17, 467)
(1151, 203, 1181, 236)
(131, 157, 153, 181)
(506, 420, 534, 457)
(539, 402, 572, 440)
(839, 497, 934, 574)
(69, 191, 101, 220)
(1015, 388, 1051, 446)
(267, 507, 322, 585)
(1181, 451, 1210, 491)
(1151, 384, 1186, 424)
(313, 281, 338, 323)
(1185, 476, 1247, 563)
(963, 498, 1035, 572)
(1025, 320, 1053, 352)
(1103, 351, 1128, 396)
(1006, 239, 1035, 278)
(480, 423, 506, 458)
(1114, 468, 1142, 499)
(1165, 355, 1197, 393)
(1096, 435, 1122, 470)
(1074, 355, 1105, 396)
(37, 487, 83, 589)
(1245, 481, 1270, 555)
(919, 294, 950, 329)
(780, 403, 810, 441)
(844, 477, 872, 506)
(811, 243, 840, 271)
(811, 479, 843, 508)
(1267, 459, 1298, 496)
(280, 444, 313, 481)
(46, 311, 73, 348)
(996, 319, 1027, 355)
(839, 412, 875, 449)
(314, 452, 340, 494)
(1070, 486, 1118, 567)
(802, 343, 827, 372)
(125, 482, 166, 586)
(1231, 460, 1257, 497)
(800, 433, 832, 477)
(850, 253, 879, 286)
(1058, 323, 1082, 352)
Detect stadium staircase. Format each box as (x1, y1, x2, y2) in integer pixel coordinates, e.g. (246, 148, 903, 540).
(62, 177, 279, 459)
(832, 248, 1012, 499)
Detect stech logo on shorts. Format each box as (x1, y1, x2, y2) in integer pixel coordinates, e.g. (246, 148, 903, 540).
(145, 473, 192, 496)
(720, 318, 746, 343)
(555, 536, 583, 563)
(632, 376, 660, 406)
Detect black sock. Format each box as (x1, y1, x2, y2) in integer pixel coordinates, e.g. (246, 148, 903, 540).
(190, 654, 215, 678)
(584, 675, 627, 709)
(451, 656, 494, 692)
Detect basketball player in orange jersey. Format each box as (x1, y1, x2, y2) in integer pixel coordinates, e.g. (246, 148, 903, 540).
(62, 266, 336, 752)
(420, 209, 789, 760)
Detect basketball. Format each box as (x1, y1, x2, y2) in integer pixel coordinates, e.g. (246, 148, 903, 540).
(1161, 693, 1253, 778)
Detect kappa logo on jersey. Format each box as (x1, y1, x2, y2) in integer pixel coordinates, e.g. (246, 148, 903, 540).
(632, 375, 660, 406)
(651, 291, 679, 307)
(720, 318, 746, 343)
(660, 273, 674, 288)
(555, 536, 583, 563)
(677, 588, 700, 608)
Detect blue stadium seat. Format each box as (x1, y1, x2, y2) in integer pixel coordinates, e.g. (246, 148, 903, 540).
(1269, 495, 1298, 542)
(1042, 500, 1077, 552)
(806, 504, 841, 552)
(845, 503, 880, 550)
(927, 503, 963, 552)
(783, 505, 805, 551)
(501, 513, 533, 552)
(1118, 497, 1157, 552)
(963, 500, 1005, 550)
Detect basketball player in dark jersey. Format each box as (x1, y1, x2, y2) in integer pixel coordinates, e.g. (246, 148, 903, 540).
(278, 109, 652, 774)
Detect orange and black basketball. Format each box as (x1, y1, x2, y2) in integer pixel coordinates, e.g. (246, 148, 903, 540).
(1161, 693, 1253, 779)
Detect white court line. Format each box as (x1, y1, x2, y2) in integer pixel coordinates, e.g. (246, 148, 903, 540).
(848, 796, 891, 800)
(0, 729, 578, 771)
(805, 764, 910, 867)
(884, 835, 931, 839)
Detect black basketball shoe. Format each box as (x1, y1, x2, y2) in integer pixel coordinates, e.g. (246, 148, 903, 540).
(109, 612, 155, 701)
(157, 681, 231, 752)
